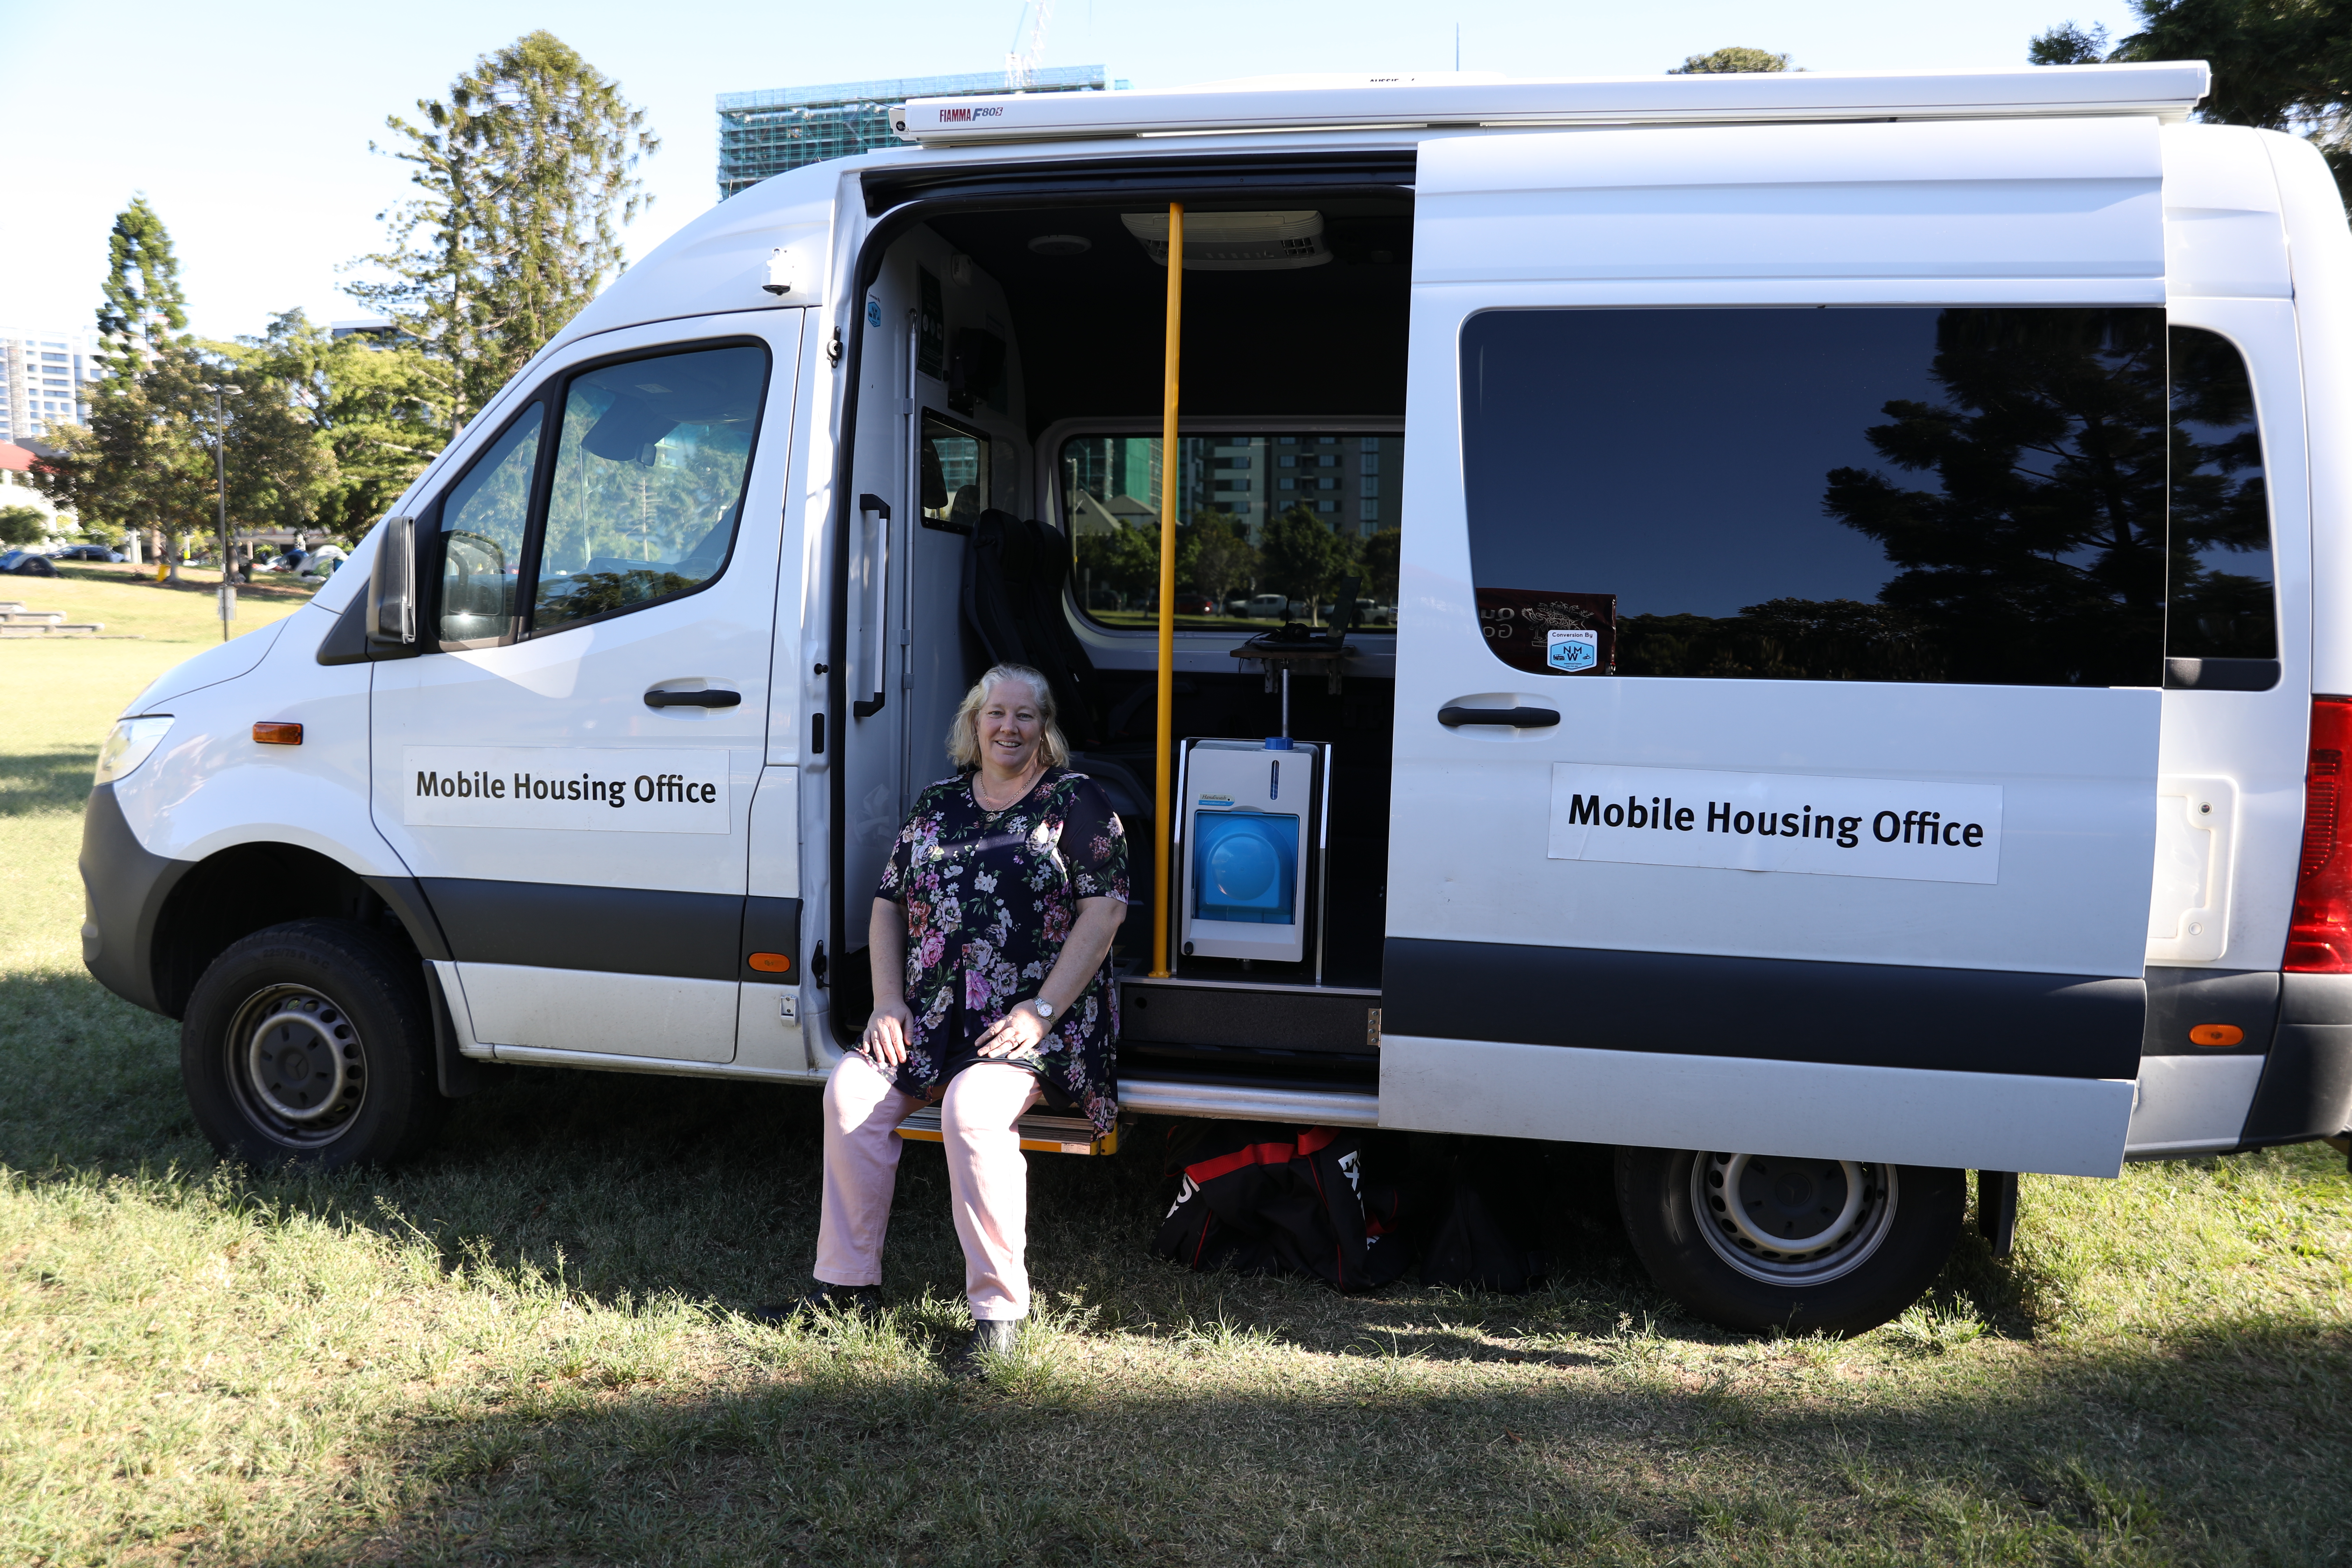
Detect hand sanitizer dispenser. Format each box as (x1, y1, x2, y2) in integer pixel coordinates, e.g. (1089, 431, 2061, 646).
(1178, 738, 1323, 965)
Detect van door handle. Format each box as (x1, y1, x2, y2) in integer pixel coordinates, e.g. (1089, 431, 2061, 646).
(1438, 705, 1560, 728)
(645, 688, 742, 709)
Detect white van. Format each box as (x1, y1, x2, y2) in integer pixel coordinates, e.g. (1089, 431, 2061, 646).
(78, 63, 2352, 1332)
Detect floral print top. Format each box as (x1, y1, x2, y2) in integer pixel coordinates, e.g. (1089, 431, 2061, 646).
(875, 766, 1130, 1134)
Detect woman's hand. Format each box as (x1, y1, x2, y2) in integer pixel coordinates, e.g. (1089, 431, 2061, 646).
(974, 1000, 1051, 1060)
(860, 1001, 915, 1066)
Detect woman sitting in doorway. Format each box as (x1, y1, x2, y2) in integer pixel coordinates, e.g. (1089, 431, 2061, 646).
(769, 664, 1127, 1375)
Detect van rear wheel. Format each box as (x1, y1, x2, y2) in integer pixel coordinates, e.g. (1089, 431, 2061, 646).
(180, 919, 445, 1168)
(1615, 1146, 1962, 1335)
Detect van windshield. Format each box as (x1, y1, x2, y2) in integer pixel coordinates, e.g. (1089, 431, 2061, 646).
(1058, 432, 1400, 631)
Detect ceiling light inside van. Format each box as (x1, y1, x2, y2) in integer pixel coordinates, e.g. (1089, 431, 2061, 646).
(1120, 210, 1330, 271)
(1029, 233, 1092, 255)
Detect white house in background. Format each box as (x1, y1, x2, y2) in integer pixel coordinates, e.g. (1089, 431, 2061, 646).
(0, 441, 74, 538)
(0, 327, 99, 443)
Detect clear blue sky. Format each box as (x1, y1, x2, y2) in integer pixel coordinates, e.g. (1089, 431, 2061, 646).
(2, 0, 2147, 344)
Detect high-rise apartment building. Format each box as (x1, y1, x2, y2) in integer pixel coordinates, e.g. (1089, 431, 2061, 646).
(0, 328, 99, 444)
(716, 67, 1116, 198)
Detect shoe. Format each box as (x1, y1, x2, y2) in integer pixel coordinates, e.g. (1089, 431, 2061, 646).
(744, 1282, 882, 1325)
(949, 1317, 1024, 1380)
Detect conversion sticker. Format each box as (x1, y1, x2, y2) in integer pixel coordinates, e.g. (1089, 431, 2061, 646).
(402, 747, 730, 834)
(1547, 762, 2001, 884)
(1546, 628, 1599, 673)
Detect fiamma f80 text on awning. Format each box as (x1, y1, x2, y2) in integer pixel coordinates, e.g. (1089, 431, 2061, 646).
(887, 63, 2212, 147)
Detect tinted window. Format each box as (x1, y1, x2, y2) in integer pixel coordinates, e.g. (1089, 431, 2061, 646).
(1460, 307, 2213, 687)
(1059, 432, 1400, 630)
(921, 411, 989, 533)
(437, 402, 543, 649)
(2168, 326, 2273, 660)
(532, 344, 767, 636)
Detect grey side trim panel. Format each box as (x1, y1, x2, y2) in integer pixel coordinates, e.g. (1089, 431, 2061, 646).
(1122, 981, 1378, 1059)
(2240, 973, 2352, 1144)
(2141, 966, 2278, 1056)
(741, 896, 802, 982)
(420, 878, 741, 983)
(77, 783, 191, 1017)
(1384, 937, 2143, 1079)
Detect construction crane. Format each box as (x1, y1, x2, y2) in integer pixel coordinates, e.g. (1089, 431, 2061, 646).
(1005, 0, 1054, 91)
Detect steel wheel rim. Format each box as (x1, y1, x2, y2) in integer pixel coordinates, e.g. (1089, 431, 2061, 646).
(1690, 1152, 1898, 1287)
(226, 984, 366, 1148)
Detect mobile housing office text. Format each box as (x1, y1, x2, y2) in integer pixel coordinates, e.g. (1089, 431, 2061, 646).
(78, 63, 2352, 1332)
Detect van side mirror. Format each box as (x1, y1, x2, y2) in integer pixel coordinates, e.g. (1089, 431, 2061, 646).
(367, 515, 417, 648)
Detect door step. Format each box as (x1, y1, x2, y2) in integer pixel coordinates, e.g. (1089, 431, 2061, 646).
(894, 1105, 1118, 1155)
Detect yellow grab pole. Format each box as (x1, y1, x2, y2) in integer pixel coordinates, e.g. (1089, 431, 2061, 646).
(1150, 202, 1183, 979)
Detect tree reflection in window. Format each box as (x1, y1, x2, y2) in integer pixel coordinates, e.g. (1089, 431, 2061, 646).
(1461, 308, 2273, 687)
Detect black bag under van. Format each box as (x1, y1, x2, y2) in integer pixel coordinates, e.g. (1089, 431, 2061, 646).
(1153, 1122, 1409, 1292)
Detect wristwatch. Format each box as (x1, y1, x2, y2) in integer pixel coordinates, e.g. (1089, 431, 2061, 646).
(1031, 998, 1056, 1020)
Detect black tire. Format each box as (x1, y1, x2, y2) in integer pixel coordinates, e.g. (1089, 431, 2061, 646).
(1615, 1145, 1963, 1336)
(180, 919, 446, 1168)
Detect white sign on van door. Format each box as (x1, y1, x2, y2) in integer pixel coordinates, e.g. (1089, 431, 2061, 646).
(402, 747, 731, 833)
(1548, 763, 2002, 884)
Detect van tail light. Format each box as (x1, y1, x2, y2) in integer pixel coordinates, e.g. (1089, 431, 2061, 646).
(2286, 696, 2352, 972)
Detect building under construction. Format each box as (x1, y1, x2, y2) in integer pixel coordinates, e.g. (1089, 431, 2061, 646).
(716, 67, 1115, 198)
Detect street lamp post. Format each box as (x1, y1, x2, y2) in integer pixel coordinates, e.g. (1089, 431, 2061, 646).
(199, 382, 244, 642)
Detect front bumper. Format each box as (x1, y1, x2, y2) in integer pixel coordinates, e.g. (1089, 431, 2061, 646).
(78, 783, 191, 1017)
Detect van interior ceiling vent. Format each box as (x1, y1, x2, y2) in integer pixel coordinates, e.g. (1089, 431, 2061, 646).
(1121, 210, 1330, 270)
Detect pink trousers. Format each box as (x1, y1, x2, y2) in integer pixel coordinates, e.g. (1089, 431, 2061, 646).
(814, 1051, 1043, 1321)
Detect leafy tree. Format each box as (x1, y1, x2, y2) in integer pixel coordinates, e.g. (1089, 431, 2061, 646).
(0, 505, 46, 548)
(351, 31, 659, 432)
(1670, 47, 1793, 74)
(1183, 510, 1258, 606)
(1073, 520, 1160, 607)
(1358, 527, 1401, 606)
(93, 196, 189, 396)
(1259, 506, 1362, 624)
(223, 311, 443, 540)
(2033, 1, 2352, 204)
(34, 357, 214, 579)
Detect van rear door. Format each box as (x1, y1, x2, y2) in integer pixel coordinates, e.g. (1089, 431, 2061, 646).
(1382, 117, 2171, 1177)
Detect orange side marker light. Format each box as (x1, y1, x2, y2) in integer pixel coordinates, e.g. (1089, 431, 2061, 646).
(747, 952, 792, 974)
(253, 722, 303, 746)
(2189, 1023, 2244, 1048)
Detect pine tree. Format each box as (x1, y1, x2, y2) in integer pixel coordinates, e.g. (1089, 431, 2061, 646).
(93, 196, 190, 395)
(350, 31, 658, 432)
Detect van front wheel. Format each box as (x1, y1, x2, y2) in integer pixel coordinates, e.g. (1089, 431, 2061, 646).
(180, 919, 445, 1168)
(1615, 1146, 1962, 1336)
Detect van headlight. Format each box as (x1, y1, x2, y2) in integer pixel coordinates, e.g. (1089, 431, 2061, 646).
(94, 715, 173, 785)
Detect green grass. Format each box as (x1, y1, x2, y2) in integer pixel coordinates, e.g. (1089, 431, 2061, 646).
(2, 571, 2350, 1564)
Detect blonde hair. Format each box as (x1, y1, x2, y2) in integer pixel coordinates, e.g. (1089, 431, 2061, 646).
(947, 664, 1071, 771)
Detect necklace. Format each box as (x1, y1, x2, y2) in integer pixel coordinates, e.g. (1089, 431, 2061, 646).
(974, 768, 1042, 813)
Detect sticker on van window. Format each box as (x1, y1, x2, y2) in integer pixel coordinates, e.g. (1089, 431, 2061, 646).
(1478, 588, 1616, 676)
(403, 746, 730, 834)
(1546, 629, 1599, 673)
(1547, 762, 2000, 884)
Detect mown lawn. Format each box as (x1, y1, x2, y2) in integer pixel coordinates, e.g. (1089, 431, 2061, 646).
(1, 571, 2347, 1566)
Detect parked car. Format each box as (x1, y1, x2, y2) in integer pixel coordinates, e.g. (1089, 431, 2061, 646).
(1171, 592, 1218, 615)
(1241, 592, 1290, 619)
(52, 544, 125, 563)
(0, 549, 58, 577)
